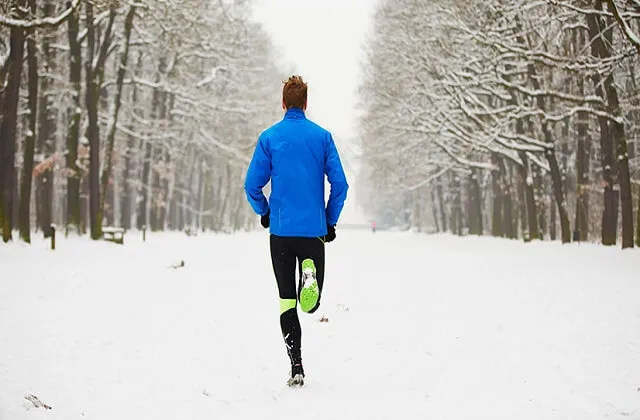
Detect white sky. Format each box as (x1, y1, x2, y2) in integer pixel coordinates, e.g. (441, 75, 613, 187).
(251, 0, 378, 223)
(251, 0, 377, 143)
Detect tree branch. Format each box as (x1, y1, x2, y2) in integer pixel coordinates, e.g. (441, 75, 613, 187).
(0, 0, 81, 28)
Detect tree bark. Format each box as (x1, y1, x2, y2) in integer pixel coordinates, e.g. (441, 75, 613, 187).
(521, 47, 571, 243)
(550, 193, 557, 241)
(636, 191, 640, 247)
(137, 138, 152, 230)
(574, 109, 590, 242)
(100, 5, 136, 229)
(491, 160, 503, 237)
(430, 189, 440, 232)
(467, 169, 482, 235)
(596, 2, 634, 248)
(518, 152, 539, 241)
(18, 0, 39, 243)
(158, 94, 174, 230)
(0, 2, 27, 242)
(34, 1, 56, 238)
(65, 0, 82, 233)
(501, 160, 516, 239)
(85, 4, 115, 239)
(85, 3, 100, 239)
(436, 178, 447, 232)
(149, 60, 167, 231)
(587, 2, 619, 246)
(534, 166, 546, 240)
(121, 53, 143, 230)
(450, 173, 463, 236)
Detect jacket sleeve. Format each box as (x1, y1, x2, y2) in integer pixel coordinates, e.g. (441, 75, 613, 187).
(244, 134, 271, 216)
(324, 133, 349, 226)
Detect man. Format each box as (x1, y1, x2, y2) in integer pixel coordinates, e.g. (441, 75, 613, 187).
(244, 75, 349, 387)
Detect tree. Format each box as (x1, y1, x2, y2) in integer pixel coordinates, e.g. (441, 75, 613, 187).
(358, 0, 639, 248)
(1, 0, 286, 242)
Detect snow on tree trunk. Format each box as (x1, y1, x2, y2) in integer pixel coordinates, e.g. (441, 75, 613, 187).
(100, 4, 135, 230)
(65, 0, 82, 234)
(0, 2, 27, 242)
(18, 0, 39, 243)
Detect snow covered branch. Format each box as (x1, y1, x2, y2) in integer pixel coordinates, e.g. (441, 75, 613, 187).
(0, 0, 81, 28)
(605, 0, 640, 55)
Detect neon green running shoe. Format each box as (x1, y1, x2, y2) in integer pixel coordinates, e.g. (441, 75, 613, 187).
(299, 259, 319, 313)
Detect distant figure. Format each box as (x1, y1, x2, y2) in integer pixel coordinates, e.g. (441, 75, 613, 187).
(371, 221, 377, 233)
(244, 75, 349, 387)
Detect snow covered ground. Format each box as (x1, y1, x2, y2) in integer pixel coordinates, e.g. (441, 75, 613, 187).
(1, 230, 639, 420)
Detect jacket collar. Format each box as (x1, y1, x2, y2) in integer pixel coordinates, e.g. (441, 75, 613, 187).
(284, 107, 306, 120)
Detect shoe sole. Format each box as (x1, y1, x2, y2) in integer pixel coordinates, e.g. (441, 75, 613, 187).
(287, 374, 305, 387)
(299, 259, 319, 313)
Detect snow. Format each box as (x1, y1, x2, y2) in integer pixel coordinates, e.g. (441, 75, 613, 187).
(0, 0, 80, 29)
(1, 231, 639, 419)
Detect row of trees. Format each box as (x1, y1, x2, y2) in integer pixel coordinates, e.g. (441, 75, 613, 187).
(0, 0, 283, 243)
(358, 0, 640, 248)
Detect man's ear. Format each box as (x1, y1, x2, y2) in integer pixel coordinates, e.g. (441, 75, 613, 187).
(282, 99, 287, 110)
(302, 99, 307, 111)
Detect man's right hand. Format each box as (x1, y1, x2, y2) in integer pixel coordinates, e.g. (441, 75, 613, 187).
(261, 209, 270, 228)
(324, 225, 336, 243)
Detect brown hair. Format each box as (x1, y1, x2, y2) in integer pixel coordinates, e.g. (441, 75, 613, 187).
(282, 75, 307, 110)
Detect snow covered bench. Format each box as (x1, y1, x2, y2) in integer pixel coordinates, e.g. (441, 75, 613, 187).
(102, 227, 125, 244)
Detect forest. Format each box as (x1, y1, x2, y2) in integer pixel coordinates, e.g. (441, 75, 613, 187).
(3, 0, 640, 249)
(0, 0, 283, 243)
(358, 0, 640, 248)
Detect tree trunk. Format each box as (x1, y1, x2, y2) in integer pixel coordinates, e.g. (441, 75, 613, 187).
(534, 166, 546, 240)
(636, 191, 640, 247)
(88, 4, 116, 238)
(430, 189, 440, 232)
(196, 159, 205, 231)
(573, 25, 591, 242)
(137, 138, 152, 230)
(436, 178, 447, 232)
(518, 153, 539, 241)
(85, 4, 115, 239)
(85, 3, 100, 239)
(66, 0, 82, 233)
(491, 161, 503, 237)
(18, 0, 39, 243)
(158, 94, 174, 230)
(182, 146, 198, 230)
(574, 118, 590, 242)
(101, 5, 136, 229)
(120, 54, 143, 229)
(587, 2, 619, 246)
(597, 2, 633, 248)
(517, 166, 526, 240)
(521, 46, 571, 243)
(450, 173, 463, 236)
(120, 53, 142, 229)
(545, 148, 571, 243)
(467, 169, 482, 235)
(149, 65, 167, 231)
(603, 81, 634, 249)
(501, 160, 516, 239)
(550, 193, 557, 240)
(0, 4, 27, 242)
(120, 131, 135, 229)
(149, 142, 162, 231)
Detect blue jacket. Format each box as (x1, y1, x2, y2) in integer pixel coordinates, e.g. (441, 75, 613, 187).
(244, 108, 349, 237)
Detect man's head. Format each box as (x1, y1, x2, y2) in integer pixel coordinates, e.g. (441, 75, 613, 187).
(282, 75, 307, 111)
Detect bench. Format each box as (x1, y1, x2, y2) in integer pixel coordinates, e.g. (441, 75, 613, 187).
(102, 226, 125, 244)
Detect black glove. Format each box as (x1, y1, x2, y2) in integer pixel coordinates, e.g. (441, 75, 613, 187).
(324, 224, 336, 243)
(261, 209, 270, 228)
